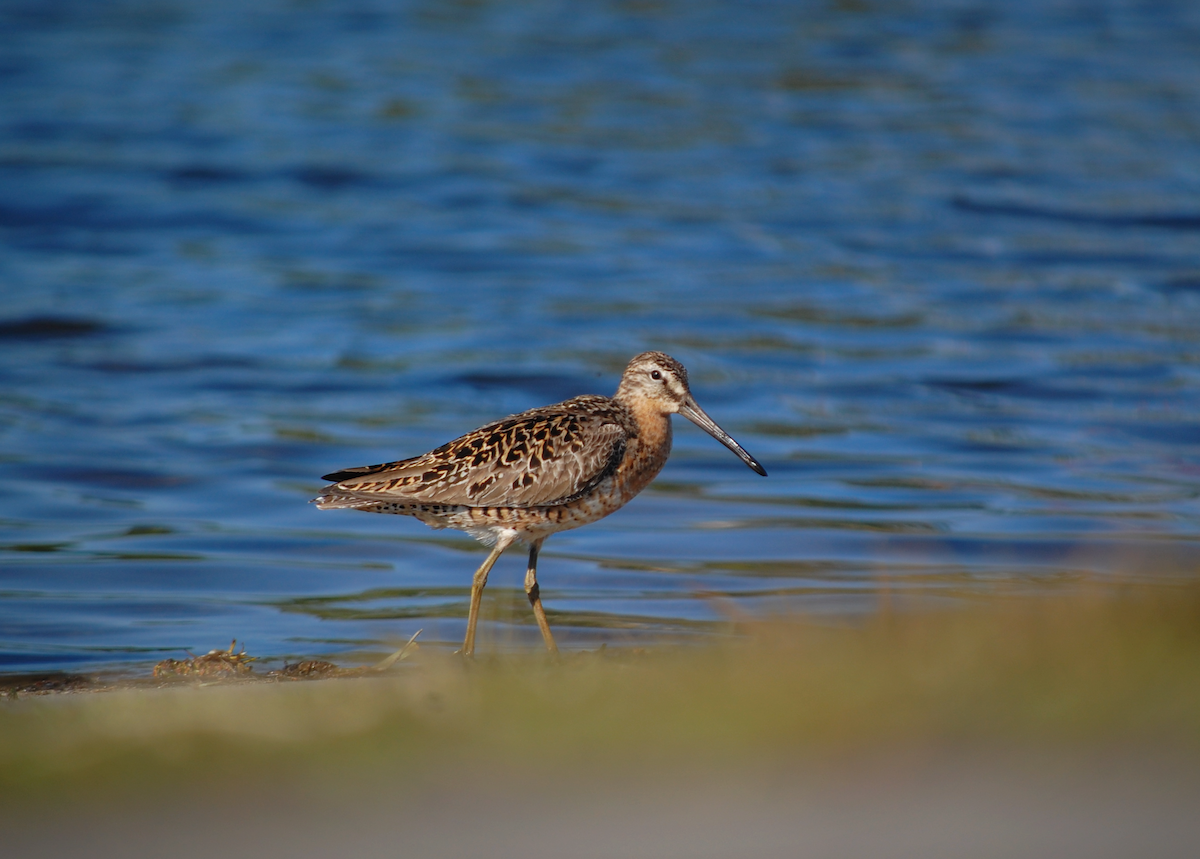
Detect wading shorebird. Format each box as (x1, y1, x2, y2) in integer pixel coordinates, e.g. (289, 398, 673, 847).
(313, 351, 766, 656)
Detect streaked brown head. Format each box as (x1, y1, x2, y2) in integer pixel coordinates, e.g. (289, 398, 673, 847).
(615, 351, 767, 477)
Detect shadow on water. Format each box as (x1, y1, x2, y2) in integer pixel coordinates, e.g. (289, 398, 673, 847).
(952, 195, 1200, 231)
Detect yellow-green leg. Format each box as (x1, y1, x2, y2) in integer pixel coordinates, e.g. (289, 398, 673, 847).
(525, 538, 558, 654)
(461, 532, 515, 657)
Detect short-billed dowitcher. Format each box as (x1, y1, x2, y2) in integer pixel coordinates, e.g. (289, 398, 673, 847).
(314, 351, 766, 656)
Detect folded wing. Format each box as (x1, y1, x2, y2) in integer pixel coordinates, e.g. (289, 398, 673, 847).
(316, 396, 629, 510)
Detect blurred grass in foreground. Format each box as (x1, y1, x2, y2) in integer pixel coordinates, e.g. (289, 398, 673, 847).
(2, 583, 1198, 803)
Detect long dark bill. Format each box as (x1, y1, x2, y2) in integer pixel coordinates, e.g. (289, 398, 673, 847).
(679, 397, 768, 476)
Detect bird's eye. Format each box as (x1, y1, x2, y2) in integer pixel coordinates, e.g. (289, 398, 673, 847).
(650, 370, 662, 381)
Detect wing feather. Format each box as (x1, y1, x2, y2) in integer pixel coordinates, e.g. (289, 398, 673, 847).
(318, 396, 630, 509)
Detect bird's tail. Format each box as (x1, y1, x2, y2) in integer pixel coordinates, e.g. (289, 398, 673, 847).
(311, 489, 370, 510)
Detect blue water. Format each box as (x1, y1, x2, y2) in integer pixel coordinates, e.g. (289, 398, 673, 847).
(2, 0, 1199, 674)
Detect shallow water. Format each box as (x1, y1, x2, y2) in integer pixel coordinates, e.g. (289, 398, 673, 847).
(2, 0, 1199, 673)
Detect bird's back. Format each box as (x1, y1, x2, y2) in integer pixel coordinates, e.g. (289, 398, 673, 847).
(314, 395, 638, 512)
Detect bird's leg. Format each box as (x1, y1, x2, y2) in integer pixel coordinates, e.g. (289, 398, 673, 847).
(461, 532, 515, 657)
(525, 538, 558, 654)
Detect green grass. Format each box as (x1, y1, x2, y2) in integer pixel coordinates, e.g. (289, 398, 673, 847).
(2, 583, 1198, 802)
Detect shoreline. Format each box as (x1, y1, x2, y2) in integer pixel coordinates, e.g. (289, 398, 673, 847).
(3, 586, 1198, 856)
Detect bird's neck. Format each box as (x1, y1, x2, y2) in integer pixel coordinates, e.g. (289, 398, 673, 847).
(616, 398, 673, 501)
(633, 403, 672, 450)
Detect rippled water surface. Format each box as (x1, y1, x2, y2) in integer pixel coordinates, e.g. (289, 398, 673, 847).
(2, 0, 1199, 673)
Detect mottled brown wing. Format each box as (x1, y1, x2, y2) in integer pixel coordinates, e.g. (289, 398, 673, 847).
(320, 396, 629, 509)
